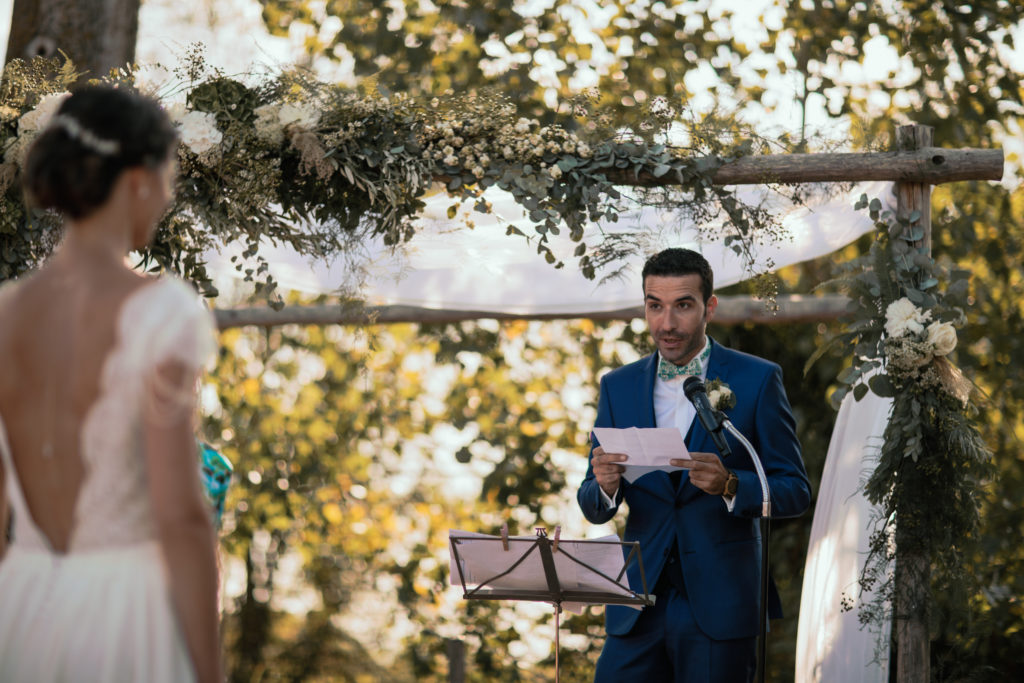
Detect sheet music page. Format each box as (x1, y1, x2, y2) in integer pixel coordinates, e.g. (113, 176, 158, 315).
(448, 531, 641, 613)
(591, 427, 689, 482)
(448, 530, 550, 590)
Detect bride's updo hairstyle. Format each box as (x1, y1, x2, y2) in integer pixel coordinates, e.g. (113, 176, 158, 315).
(24, 85, 178, 219)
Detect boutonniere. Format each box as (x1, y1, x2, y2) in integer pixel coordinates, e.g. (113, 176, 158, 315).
(705, 378, 736, 412)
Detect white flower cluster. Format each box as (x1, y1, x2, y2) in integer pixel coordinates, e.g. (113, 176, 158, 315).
(254, 102, 322, 145)
(884, 297, 957, 358)
(167, 104, 223, 158)
(3, 91, 70, 165)
(419, 109, 593, 181)
(884, 297, 931, 338)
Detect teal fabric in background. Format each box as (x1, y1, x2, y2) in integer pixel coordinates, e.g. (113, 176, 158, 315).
(198, 442, 232, 528)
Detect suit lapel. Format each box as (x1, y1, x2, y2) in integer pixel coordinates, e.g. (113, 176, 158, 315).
(640, 353, 658, 428)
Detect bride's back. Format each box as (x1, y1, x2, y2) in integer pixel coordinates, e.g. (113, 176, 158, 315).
(0, 265, 153, 552)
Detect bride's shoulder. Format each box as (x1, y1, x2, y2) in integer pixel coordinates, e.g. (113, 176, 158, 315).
(128, 275, 218, 370)
(131, 275, 209, 315)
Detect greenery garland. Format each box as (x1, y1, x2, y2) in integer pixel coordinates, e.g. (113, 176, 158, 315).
(811, 195, 993, 644)
(1, 51, 787, 304)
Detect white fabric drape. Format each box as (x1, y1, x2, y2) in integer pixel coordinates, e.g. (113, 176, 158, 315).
(206, 182, 894, 313)
(795, 387, 893, 683)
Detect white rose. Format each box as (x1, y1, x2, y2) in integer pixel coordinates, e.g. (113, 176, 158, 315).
(884, 297, 930, 338)
(707, 389, 722, 409)
(926, 321, 957, 356)
(253, 103, 285, 144)
(176, 111, 222, 157)
(18, 92, 70, 135)
(277, 102, 320, 130)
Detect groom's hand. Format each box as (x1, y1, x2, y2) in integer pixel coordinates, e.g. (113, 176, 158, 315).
(672, 452, 729, 495)
(591, 446, 627, 497)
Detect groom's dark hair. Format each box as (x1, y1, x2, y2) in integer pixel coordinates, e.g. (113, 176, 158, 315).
(641, 248, 714, 303)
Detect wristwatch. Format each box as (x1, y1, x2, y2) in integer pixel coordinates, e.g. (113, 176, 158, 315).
(723, 470, 739, 497)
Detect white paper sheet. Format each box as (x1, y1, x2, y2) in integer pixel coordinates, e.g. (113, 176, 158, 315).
(591, 427, 689, 482)
(448, 530, 640, 613)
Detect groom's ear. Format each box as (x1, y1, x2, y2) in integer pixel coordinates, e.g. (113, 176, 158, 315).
(705, 294, 718, 322)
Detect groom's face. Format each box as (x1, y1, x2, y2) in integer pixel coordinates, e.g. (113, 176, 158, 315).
(643, 274, 718, 366)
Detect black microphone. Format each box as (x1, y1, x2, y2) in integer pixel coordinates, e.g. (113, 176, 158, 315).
(682, 376, 731, 457)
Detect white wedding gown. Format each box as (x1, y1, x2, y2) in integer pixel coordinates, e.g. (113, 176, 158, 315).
(0, 277, 216, 682)
(795, 386, 893, 682)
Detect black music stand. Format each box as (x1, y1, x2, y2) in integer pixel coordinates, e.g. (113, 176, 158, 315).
(449, 526, 654, 682)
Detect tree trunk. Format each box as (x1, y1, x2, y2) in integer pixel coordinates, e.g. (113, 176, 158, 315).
(893, 124, 933, 683)
(4, 0, 140, 81)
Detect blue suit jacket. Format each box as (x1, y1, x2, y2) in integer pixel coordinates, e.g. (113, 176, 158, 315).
(577, 339, 811, 640)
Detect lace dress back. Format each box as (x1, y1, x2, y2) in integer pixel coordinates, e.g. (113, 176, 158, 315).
(0, 276, 216, 683)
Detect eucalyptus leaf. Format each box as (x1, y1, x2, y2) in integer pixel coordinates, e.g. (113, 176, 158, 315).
(868, 373, 895, 397)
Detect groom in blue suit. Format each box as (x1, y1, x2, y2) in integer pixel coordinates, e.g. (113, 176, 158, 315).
(578, 248, 811, 682)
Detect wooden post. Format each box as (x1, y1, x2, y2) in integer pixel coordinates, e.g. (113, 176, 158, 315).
(445, 638, 466, 683)
(893, 124, 933, 683)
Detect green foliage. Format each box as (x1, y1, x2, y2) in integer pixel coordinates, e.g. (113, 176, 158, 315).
(811, 197, 995, 660)
(1, 50, 780, 302)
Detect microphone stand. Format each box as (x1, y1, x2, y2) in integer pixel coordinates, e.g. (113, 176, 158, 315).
(720, 417, 772, 683)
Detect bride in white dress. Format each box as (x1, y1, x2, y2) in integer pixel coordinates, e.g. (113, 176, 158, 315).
(0, 86, 222, 682)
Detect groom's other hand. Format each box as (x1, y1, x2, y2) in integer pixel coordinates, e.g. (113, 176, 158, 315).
(673, 452, 728, 495)
(592, 446, 627, 497)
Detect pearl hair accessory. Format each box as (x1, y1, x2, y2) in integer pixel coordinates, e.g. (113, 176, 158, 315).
(51, 114, 121, 156)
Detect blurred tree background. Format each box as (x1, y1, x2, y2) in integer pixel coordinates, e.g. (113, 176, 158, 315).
(4, 0, 1023, 679)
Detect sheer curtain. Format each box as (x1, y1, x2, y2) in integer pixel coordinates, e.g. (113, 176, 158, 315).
(796, 387, 893, 682)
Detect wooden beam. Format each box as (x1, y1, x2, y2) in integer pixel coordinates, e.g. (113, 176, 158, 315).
(594, 147, 1002, 187)
(212, 294, 851, 330)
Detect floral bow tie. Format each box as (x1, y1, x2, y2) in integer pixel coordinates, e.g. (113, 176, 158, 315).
(657, 345, 710, 382)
